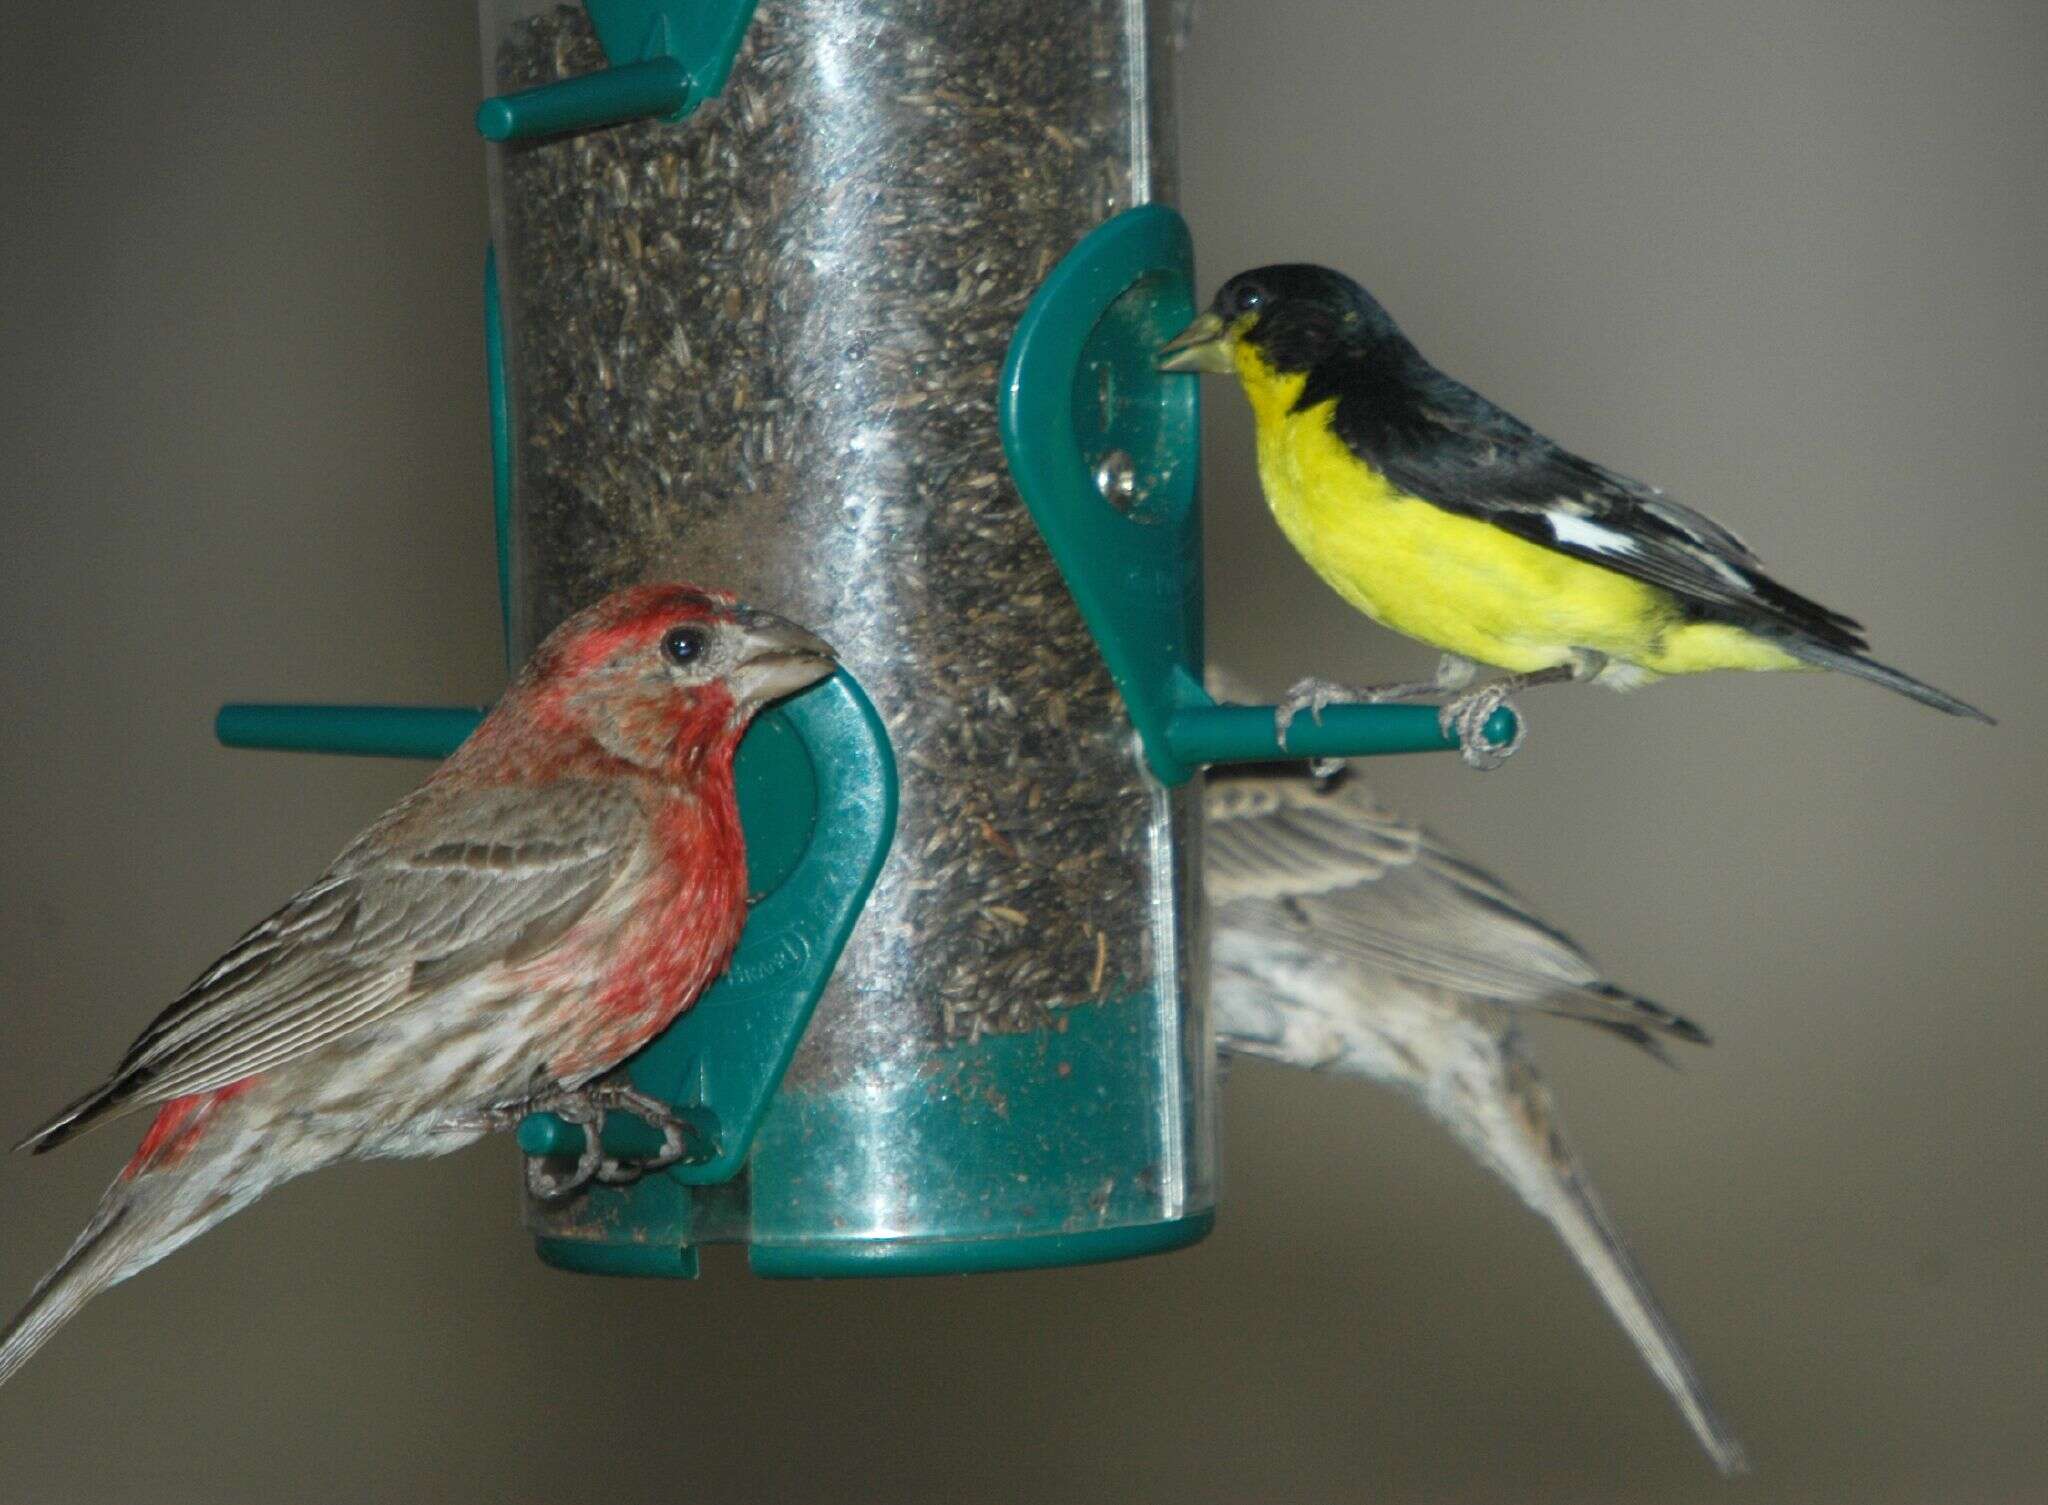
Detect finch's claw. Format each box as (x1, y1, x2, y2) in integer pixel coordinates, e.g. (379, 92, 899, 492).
(1440, 685, 1526, 771)
(523, 1094, 606, 1201)
(519, 1083, 706, 1200)
(586, 1084, 699, 1185)
(1274, 677, 1358, 748)
(1275, 668, 1468, 753)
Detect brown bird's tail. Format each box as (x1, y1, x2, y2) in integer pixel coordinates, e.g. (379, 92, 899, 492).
(1777, 638, 1994, 723)
(0, 1197, 138, 1389)
(2, 1094, 285, 1391)
(1482, 1046, 1751, 1475)
(1530, 981, 1709, 1053)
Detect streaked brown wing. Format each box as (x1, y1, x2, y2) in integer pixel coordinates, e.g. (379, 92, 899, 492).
(104, 779, 642, 1111)
(1206, 771, 1608, 1006)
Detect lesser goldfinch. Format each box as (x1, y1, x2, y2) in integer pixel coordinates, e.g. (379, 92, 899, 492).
(1206, 729, 1746, 1472)
(1163, 266, 1992, 766)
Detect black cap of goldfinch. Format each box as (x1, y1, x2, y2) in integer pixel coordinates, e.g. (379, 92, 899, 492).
(1160, 266, 1407, 376)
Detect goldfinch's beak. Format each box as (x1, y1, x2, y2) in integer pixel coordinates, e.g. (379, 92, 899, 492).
(730, 610, 837, 710)
(1157, 312, 1235, 373)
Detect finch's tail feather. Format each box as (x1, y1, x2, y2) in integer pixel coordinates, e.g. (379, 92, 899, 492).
(1777, 639, 1994, 723)
(3, 1097, 281, 1390)
(1539, 983, 1710, 1050)
(0, 1201, 134, 1390)
(1479, 1053, 1750, 1475)
(1578, 1018, 1678, 1069)
(14, 1079, 126, 1155)
(1521, 1144, 1751, 1474)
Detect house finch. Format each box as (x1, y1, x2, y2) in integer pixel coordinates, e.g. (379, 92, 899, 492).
(0, 583, 835, 1389)
(1207, 740, 1748, 1472)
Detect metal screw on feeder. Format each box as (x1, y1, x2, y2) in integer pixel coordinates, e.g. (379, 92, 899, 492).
(216, 0, 1510, 1281)
(1094, 450, 1140, 511)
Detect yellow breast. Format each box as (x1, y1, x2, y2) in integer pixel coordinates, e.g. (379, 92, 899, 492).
(1229, 347, 1794, 678)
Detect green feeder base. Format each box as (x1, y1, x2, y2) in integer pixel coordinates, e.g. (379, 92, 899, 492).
(748, 1214, 1216, 1279)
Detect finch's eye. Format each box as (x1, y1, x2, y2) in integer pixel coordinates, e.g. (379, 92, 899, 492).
(1227, 283, 1267, 317)
(661, 625, 708, 667)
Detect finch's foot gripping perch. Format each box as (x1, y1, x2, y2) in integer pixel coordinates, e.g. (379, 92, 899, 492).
(1275, 677, 1366, 781)
(1276, 656, 1480, 777)
(1439, 684, 1529, 770)
(511, 1084, 705, 1200)
(1438, 652, 1604, 771)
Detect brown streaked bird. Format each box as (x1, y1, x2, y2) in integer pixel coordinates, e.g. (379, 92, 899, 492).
(2, 584, 836, 1391)
(1205, 688, 1746, 1471)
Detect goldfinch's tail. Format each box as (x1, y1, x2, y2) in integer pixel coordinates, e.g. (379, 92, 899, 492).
(1777, 640, 1994, 723)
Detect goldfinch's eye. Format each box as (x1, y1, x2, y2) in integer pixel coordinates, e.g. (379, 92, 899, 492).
(661, 626, 708, 667)
(1226, 282, 1267, 317)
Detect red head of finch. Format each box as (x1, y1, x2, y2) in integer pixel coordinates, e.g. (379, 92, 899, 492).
(0, 582, 835, 1389)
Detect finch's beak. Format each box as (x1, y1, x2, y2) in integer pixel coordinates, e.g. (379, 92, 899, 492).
(730, 610, 837, 710)
(1156, 311, 1235, 373)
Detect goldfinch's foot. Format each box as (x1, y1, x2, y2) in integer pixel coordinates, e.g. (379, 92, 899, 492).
(520, 1083, 703, 1200)
(1440, 684, 1527, 771)
(1275, 669, 1460, 748)
(1274, 677, 1358, 746)
(1276, 681, 1361, 780)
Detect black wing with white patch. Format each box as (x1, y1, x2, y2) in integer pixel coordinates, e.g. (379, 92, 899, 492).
(1302, 349, 1868, 651)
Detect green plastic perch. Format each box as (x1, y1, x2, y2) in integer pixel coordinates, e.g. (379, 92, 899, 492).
(215, 695, 1508, 771)
(475, 0, 759, 141)
(216, 703, 485, 760)
(1166, 696, 1513, 767)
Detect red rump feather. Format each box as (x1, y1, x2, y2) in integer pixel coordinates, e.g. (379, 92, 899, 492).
(122, 1079, 258, 1179)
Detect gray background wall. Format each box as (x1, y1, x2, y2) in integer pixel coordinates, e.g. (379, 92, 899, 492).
(1, 2, 2042, 1500)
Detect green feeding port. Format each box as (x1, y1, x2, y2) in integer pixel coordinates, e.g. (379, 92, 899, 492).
(476, 0, 760, 141)
(997, 203, 1516, 782)
(524, 675, 895, 1204)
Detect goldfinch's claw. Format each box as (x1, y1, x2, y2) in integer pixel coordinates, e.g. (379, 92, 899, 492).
(1277, 674, 1443, 752)
(1278, 680, 1359, 780)
(1275, 677, 1357, 747)
(1441, 686, 1527, 771)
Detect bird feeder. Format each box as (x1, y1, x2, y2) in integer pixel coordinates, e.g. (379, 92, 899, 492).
(220, 0, 1506, 1279)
